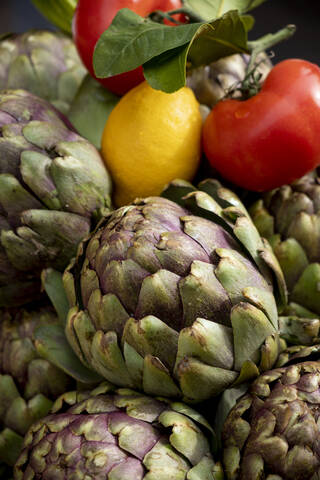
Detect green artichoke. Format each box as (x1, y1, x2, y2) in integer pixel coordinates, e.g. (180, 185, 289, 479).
(0, 89, 112, 307)
(250, 170, 320, 317)
(15, 382, 223, 480)
(187, 53, 272, 109)
(0, 306, 74, 466)
(0, 31, 86, 115)
(63, 179, 286, 403)
(222, 361, 320, 480)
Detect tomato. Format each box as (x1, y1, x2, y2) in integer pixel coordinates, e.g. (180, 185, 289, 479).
(73, 0, 183, 96)
(203, 59, 320, 191)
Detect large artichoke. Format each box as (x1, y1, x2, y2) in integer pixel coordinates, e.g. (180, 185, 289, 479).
(0, 306, 74, 466)
(63, 179, 286, 403)
(0, 31, 86, 115)
(250, 170, 320, 317)
(222, 361, 320, 480)
(187, 53, 272, 109)
(0, 89, 112, 307)
(15, 382, 223, 480)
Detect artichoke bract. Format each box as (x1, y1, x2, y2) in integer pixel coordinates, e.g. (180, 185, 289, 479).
(0, 30, 86, 115)
(186, 53, 272, 109)
(0, 306, 74, 466)
(14, 382, 223, 480)
(222, 362, 320, 480)
(0, 89, 112, 307)
(64, 180, 285, 403)
(250, 170, 320, 317)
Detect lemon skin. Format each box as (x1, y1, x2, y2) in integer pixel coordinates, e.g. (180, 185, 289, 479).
(101, 81, 202, 206)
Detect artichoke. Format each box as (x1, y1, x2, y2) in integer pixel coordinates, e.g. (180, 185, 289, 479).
(0, 306, 74, 466)
(14, 382, 223, 480)
(250, 170, 320, 317)
(0, 31, 86, 115)
(222, 362, 320, 480)
(0, 89, 112, 307)
(187, 53, 272, 109)
(63, 179, 286, 403)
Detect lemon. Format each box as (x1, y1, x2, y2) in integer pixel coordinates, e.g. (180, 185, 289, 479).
(101, 81, 202, 206)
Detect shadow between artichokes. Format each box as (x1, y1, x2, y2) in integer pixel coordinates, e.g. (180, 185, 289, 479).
(0, 89, 112, 307)
(14, 382, 223, 480)
(63, 179, 287, 403)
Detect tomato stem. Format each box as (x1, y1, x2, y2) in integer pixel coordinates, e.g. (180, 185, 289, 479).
(149, 7, 205, 24)
(149, 10, 182, 24)
(247, 24, 296, 74)
(167, 8, 205, 23)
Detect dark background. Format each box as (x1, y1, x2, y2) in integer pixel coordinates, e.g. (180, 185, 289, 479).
(0, 0, 319, 64)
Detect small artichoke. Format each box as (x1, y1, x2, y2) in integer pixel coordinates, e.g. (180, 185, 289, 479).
(0, 306, 74, 466)
(0, 30, 86, 115)
(64, 179, 286, 403)
(14, 382, 223, 480)
(187, 53, 272, 109)
(0, 89, 112, 307)
(250, 170, 320, 317)
(222, 362, 320, 480)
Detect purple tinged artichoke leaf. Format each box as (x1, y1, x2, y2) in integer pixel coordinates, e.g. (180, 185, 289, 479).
(20, 151, 61, 211)
(22, 120, 77, 150)
(2, 209, 90, 271)
(135, 271, 183, 331)
(179, 261, 232, 328)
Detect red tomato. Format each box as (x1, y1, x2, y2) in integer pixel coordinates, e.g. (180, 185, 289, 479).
(203, 59, 320, 191)
(73, 0, 183, 96)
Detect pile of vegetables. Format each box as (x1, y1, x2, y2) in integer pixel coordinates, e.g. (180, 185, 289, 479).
(0, 0, 319, 478)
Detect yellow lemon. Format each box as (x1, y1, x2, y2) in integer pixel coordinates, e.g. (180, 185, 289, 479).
(101, 81, 202, 206)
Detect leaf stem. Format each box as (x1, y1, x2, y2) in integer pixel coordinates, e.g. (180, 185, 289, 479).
(149, 10, 182, 24)
(247, 24, 296, 73)
(167, 8, 205, 23)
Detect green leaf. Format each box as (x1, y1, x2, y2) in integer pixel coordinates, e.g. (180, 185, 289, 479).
(35, 324, 102, 384)
(31, 0, 77, 34)
(93, 8, 202, 79)
(188, 10, 249, 68)
(143, 44, 189, 92)
(144, 10, 249, 93)
(68, 75, 119, 149)
(183, 0, 268, 19)
(241, 14, 255, 31)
